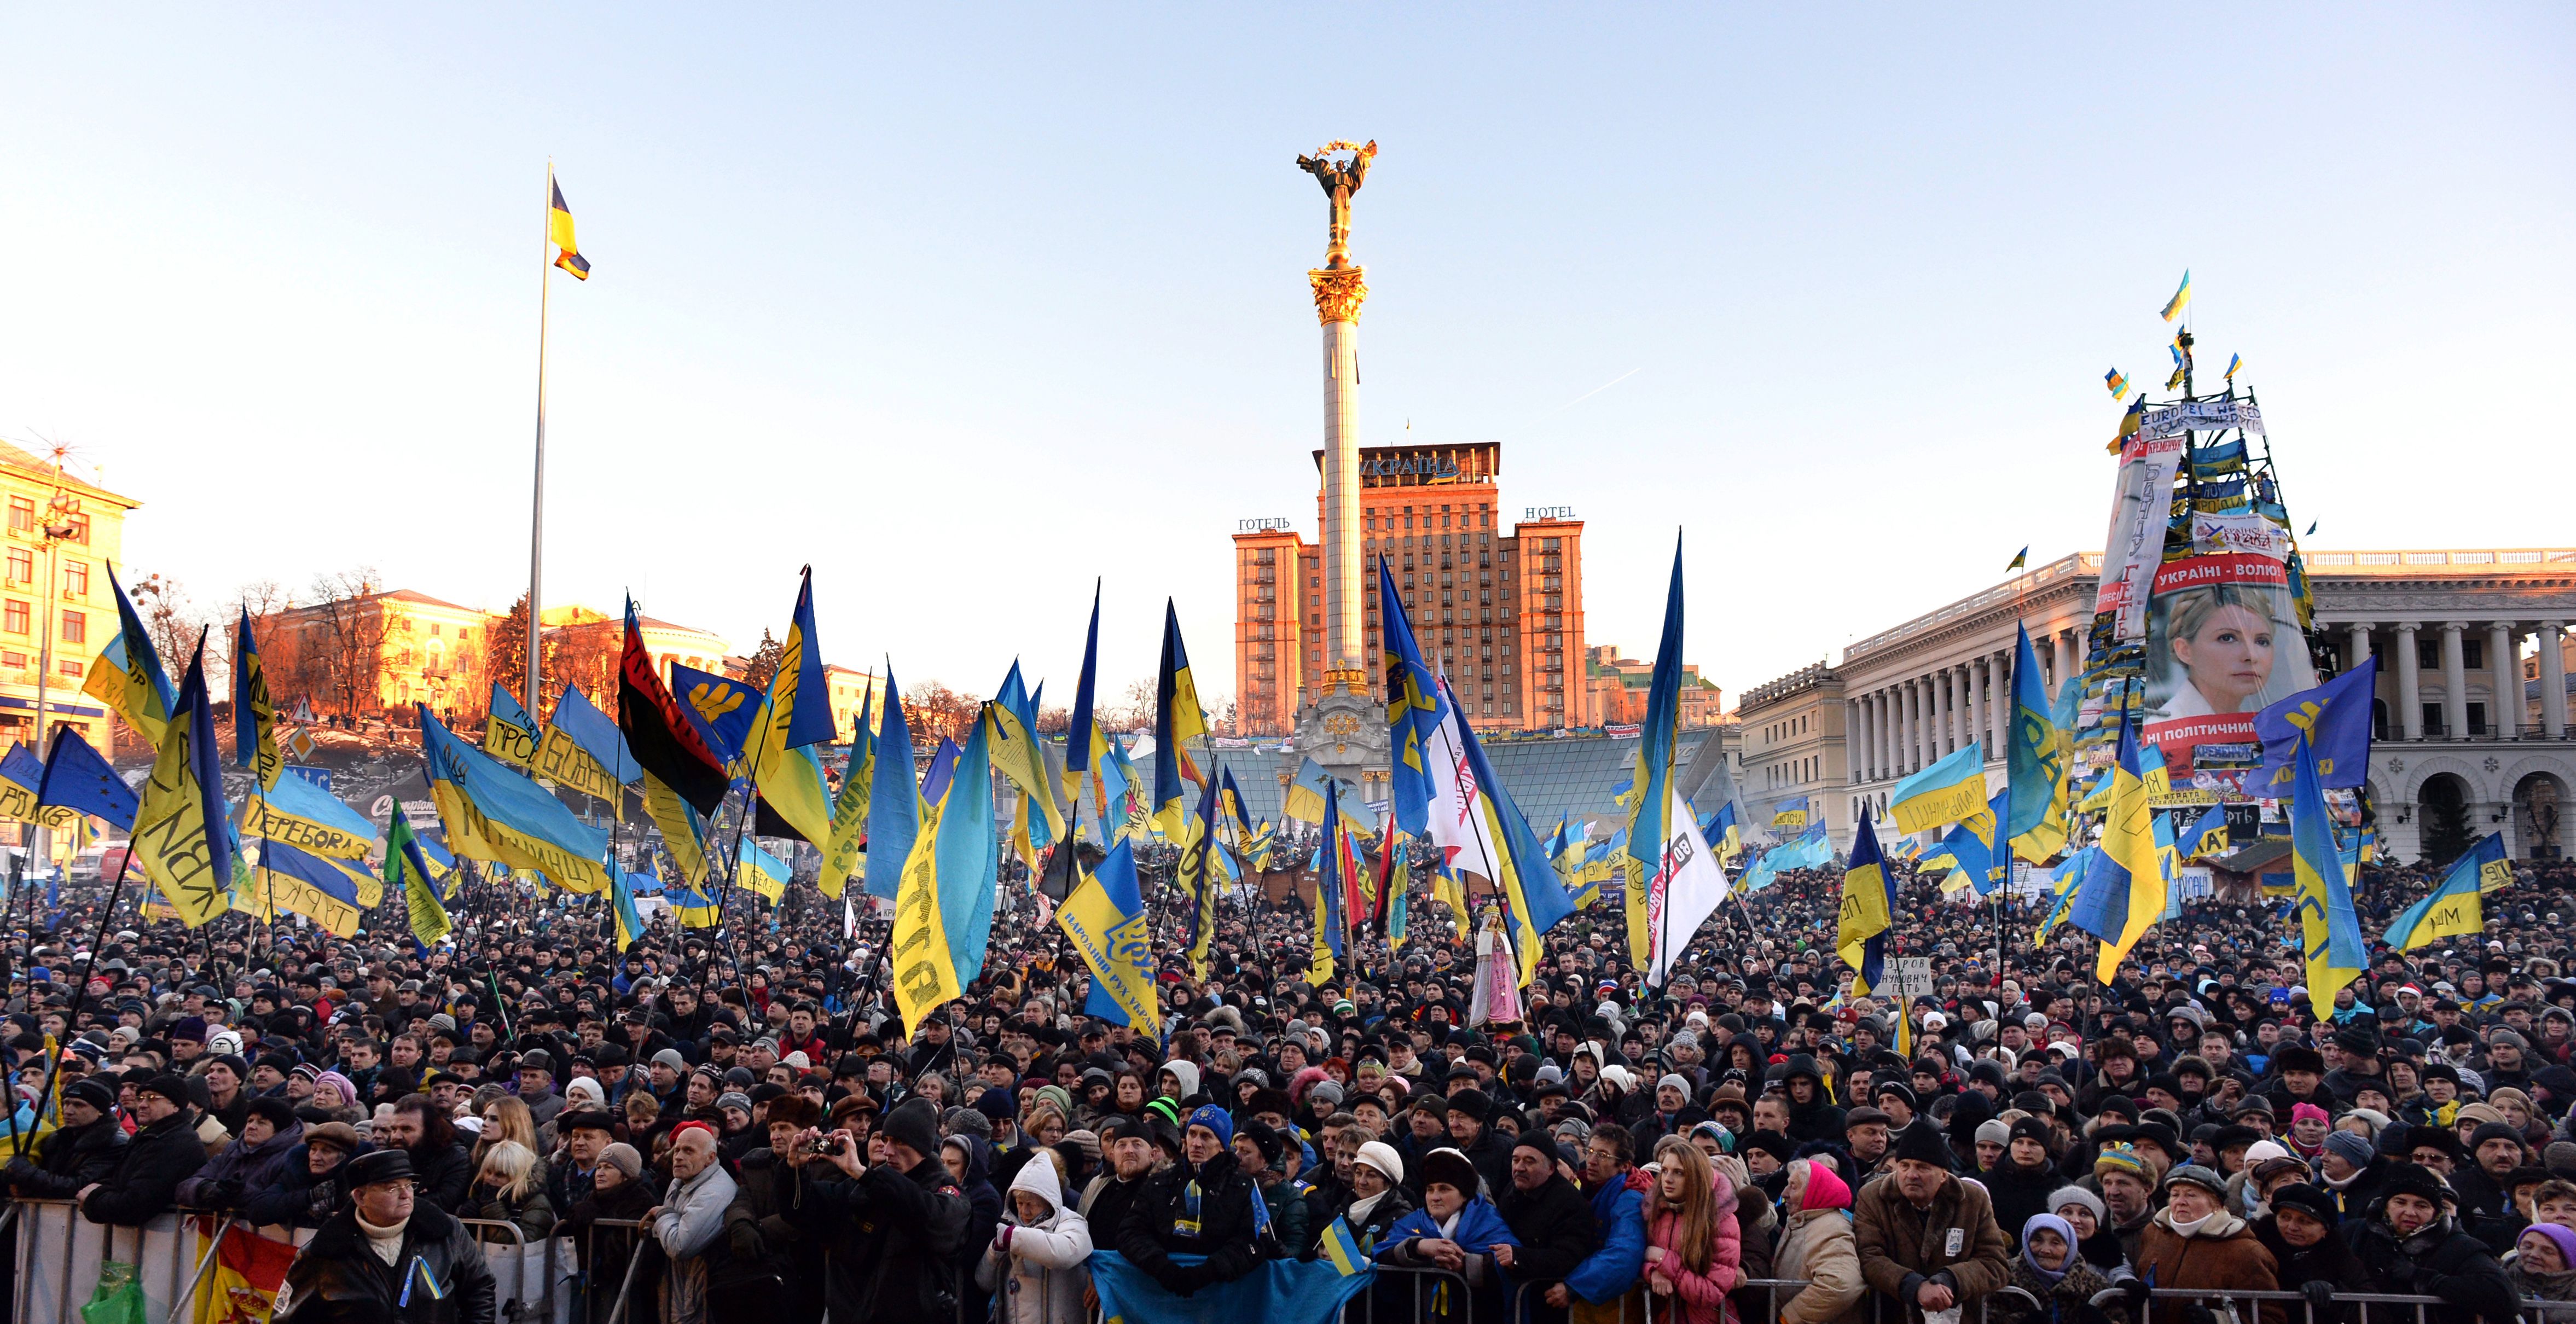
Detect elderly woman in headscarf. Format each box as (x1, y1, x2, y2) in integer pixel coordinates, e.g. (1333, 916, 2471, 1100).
(2511, 1222, 2576, 1304)
(1991, 1213, 2124, 1324)
(177, 1096, 305, 1212)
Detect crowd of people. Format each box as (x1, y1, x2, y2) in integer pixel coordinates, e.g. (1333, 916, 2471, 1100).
(5, 838, 2576, 1324)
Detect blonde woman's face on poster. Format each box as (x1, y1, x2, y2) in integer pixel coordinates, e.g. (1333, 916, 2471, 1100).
(2173, 602, 2276, 711)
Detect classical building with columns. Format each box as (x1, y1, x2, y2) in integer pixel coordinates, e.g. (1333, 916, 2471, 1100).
(1798, 548, 2574, 864)
(1737, 663, 1851, 843)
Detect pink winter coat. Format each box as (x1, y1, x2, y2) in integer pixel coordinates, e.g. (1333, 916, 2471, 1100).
(1645, 1166, 1743, 1324)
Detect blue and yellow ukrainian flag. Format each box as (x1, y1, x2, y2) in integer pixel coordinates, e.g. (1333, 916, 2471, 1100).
(2160, 270, 2191, 322)
(2105, 367, 2130, 401)
(483, 682, 541, 772)
(233, 608, 279, 791)
(610, 863, 648, 950)
(817, 683, 875, 899)
(251, 839, 364, 937)
(419, 705, 611, 894)
(1320, 1216, 1368, 1273)
(2224, 352, 2242, 382)
(1150, 600, 1206, 840)
(1622, 536, 1686, 968)
(1446, 681, 1576, 987)
(548, 175, 589, 280)
(2182, 804, 2231, 860)
(738, 838, 790, 904)
(750, 570, 837, 845)
(2385, 833, 2504, 950)
(1381, 557, 1446, 840)
(131, 643, 232, 928)
(83, 565, 178, 749)
(2288, 732, 2366, 1015)
(1061, 582, 1110, 837)
(888, 705, 999, 1028)
(2069, 721, 2169, 982)
(862, 660, 920, 902)
(1890, 742, 1988, 836)
(2005, 623, 2068, 863)
(1284, 757, 1334, 824)
(2035, 847, 2095, 947)
(386, 812, 452, 949)
(1177, 775, 1222, 979)
(1308, 781, 1349, 986)
(1058, 838, 1156, 1026)
(1835, 806, 1893, 995)
(670, 878, 721, 928)
(989, 660, 1064, 850)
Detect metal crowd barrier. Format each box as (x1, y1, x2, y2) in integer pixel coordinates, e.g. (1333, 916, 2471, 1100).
(2087, 1282, 2576, 1324)
(1342, 1263, 1474, 1323)
(5, 1201, 590, 1324)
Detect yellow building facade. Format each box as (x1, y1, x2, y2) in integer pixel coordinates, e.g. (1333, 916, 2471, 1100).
(0, 443, 138, 754)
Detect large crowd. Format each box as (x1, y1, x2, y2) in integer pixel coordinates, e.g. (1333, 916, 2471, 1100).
(7, 839, 2576, 1324)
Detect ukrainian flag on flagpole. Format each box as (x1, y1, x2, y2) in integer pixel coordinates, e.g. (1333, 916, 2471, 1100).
(888, 705, 997, 1029)
(2160, 269, 2191, 322)
(418, 705, 612, 894)
(131, 641, 233, 928)
(233, 608, 280, 791)
(483, 682, 541, 772)
(1622, 534, 1686, 969)
(988, 660, 1065, 851)
(2385, 833, 2504, 950)
(817, 683, 874, 899)
(83, 565, 178, 749)
(2005, 623, 2068, 863)
(1057, 838, 1156, 1026)
(548, 173, 590, 279)
(749, 569, 837, 845)
(1890, 742, 1988, 836)
(2068, 721, 2169, 982)
(1382, 556, 1444, 843)
(1061, 582, 1107, 833)
(1835, 806, 1893, 995)
(2182, 804, 2230, 860)
(738, 838, 790, 904)
(2035, 847, 2095, 947)
(862, 661, 919, 902)
(2287, 733, 2367, 1015)
(1150, 600, 1207, 840)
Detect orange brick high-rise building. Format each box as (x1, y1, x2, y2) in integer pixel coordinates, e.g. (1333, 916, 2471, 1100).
(1232, 442, 1586, 735)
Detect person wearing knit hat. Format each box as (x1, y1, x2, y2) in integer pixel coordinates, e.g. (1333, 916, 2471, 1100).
(598, 1142, 643, 1182)
(2513, 1222, 2576, 1301)
(1973, 1118, 2012, 1170)
(1354, 1140, 1405, 1187)
(1117, 1095, 1266, 1297)
(879, 1097, 941, 1161)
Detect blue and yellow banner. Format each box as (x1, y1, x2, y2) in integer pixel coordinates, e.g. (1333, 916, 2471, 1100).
(2385, 833, 2503, 950)
(738, 838, 790, 904)
(131, 646, 233, 928)
(419, 706, 611, 894)
(2005, 623, 2067, 863)
(1059, 838, 1156, 1027)
(1890, 742, 1987, 836)
(239, 767, 376, 861)
(387, 812, 451, 949)
(819, 684, 875, 899)
(2069, 722, 2169, 982)
(1150, 599, 1206, 839)
(1836, 806, 1893, 994)
(82, 565, 177, 749)
(234, 608, 280, 791)
(863, 660, 920, 901)
(1623, 536, 1686, 968)
(483, 683, 540, 772)
(2288, 732, 2366, 1014)
(750, 570, 838, 845)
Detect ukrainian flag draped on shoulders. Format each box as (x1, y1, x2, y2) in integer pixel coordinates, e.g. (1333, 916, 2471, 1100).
(1622, 536, 1686, 969)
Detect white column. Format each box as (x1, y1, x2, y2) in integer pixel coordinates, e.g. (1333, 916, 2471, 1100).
(1986, 652, 2005, 751)
(1883, 687, 1900, 776)
(1870, 692, 1887, 780)
(1940, 668, 1958, 756)
(2395, 625, 2424, 739)
(2492, 623, 2521, 738)
(1318, 303, 1364, 680)
(2542, 623, 2569, 739)
(2441, 623, 2470, 740)
(2053, 630, 2078, 695)
(2346, 622, 2373, 677)
(1970, 656, 1989, 755)
(1905, 679, 1923, 773)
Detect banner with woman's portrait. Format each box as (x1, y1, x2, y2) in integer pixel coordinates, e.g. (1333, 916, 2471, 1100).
(2141, 551, 2317, 803)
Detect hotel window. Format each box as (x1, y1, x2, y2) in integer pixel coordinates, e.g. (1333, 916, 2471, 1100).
(58, 659, 79, 678)
(60, 610, 84, 644)
(61, 561, 86, 597)
(4, 550, 26, 583)
(5, 499, 30, 533)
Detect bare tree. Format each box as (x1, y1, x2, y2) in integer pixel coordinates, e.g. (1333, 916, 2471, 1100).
(301, 567, 386, 723)
(902, 681, 982, 747)
(127, 572, 212, 684)
(1034, 702, 1071, 735)
(1104, 678, 1159, 733)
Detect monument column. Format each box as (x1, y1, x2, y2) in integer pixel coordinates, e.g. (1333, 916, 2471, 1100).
(1298, 140, 1377, 693)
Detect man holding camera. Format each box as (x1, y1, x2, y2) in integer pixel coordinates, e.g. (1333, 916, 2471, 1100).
(778, 1097, 967, 1324)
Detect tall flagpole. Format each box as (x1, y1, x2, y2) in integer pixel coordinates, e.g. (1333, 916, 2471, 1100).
(527, 161, 553, 717)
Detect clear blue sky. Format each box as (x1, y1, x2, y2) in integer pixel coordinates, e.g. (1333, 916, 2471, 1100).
(4, 8, 2568, 712)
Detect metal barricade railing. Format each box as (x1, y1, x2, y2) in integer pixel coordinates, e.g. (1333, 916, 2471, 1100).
(2082, 1283, 2576, 1324)
(1343, 1263, 1473, 1323)
(577, 1217, 653, 1324)
(7, 1201, 317, 1324)
(457, 1216, 567, 1324)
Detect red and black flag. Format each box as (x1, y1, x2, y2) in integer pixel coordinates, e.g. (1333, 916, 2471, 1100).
(618, 599, 728, 814)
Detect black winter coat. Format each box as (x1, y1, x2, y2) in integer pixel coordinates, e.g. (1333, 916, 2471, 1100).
(404, 1142, 475, 1217)
(243, 1143, 376, 1229)
(2343, 1215, 2520, 1324)
(2, 1115, 128, 1199)
(2254, 1215, 2373, 1324)
(1498, 1172, 1600, 1294)
(82, 1110, 207, 1226)
(1456, 1126, 1515, 1202)
(1985, 1159, 2062, 1252)
(1117, 1148, 1264, 1296)
(780, 1154, 968, 1324)
(276, 1201, 498, 1324)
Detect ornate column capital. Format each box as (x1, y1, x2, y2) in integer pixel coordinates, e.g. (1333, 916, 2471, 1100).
(1309, 267, 1369, 325)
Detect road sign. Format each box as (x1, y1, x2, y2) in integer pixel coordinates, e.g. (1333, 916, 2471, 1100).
(282, 765, 332, 792)
(288, 727, 317, 760)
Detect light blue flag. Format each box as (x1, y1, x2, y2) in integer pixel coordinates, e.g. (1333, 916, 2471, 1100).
(418, 706, 612, 893)
(1381, 558, 1444, 840)
(935, 711, 999, 991)
(2182, 804, 2231, 860)
(2288, 731, 2367, 1014)
(2255, 658, 2378, 793)
(2005, 622, 2066, 860)
(1890, 742, 1988, 836)
(2384, 833, 2503, 949)
(862, 661, 919, 901)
